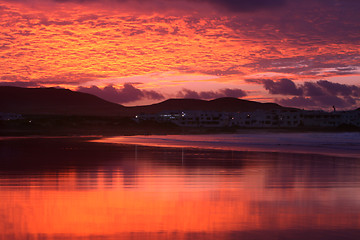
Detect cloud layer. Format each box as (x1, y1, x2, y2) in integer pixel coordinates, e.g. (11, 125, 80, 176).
(1, 0, 359, 108)
(247, 78, 360, 109)
(7, 0, 287, 13)
(77, 84, 165, 104)
(177, 88, 247, 99)
(77, 83, 248, 104)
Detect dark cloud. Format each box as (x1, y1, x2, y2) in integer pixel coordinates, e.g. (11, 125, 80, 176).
(38, 18, 73, 26)
(247, 78, 360, 109)
(0, 81, 39, 87)
(303, 82, 324, 97)
(206, 0, 286, 12)
(77, 83, 165, 104)
(247, 78, 360, 97)
(177, 88, 247, 99)
(316, 80, 360, 97)
(154, 26, 169, 35)
(8, 0, 287, 13)
(279, 95, 355, 109)
(201, 68, 243, 76)
(278, 96, 317, 108)
(221, 88, 248, 98)
(143, 89, 164, 100)
(62, 30, 75, 36)
(0, 44, 10, 50)
(262, 79, 303, 96)
(76, 14, 100, 22)
(15, 30, 34, 36)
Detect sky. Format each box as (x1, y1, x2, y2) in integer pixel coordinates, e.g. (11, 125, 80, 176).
(0, 0, 359, 109)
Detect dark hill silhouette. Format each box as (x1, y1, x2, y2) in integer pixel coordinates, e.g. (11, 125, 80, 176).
(0, 86, 126, 116)
(127, 97, 292, 114)
(1, 86, 294, 116)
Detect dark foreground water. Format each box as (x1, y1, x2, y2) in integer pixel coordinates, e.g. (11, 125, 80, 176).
(1, 134, 360, 240)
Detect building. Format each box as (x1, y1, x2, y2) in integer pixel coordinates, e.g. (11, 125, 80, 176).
(136, 111, 230, 128)
(229, 109, 303, 128)
(0, 112, 23, 121)
(135, 109, 360, 129)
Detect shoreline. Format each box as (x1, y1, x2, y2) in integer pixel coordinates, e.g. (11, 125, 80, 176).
(1, 114, 359, 137)
(92, 133, 360, 159)
(1, 125, 359, 137)
(2, 132, 359, 159)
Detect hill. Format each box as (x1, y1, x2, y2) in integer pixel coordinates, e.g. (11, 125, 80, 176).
(1, 87, 293, 117)
(0, 86, 127, 116)
(127, 97, 291, 114)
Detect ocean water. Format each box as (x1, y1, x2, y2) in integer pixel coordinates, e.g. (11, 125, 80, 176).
(0, 133, 360, 240)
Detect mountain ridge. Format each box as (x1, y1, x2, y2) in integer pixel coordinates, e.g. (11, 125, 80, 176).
(1, 86, 295, 116)
(128, 97, 291, 114)
(0, 86, 126, 116)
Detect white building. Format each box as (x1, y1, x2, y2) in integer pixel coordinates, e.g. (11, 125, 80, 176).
(135, 109, 360, 129)
(229, 109, 303, 128)
(302, 111, 342, 127)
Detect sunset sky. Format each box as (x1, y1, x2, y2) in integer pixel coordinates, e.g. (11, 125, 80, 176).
(1, 0, 359, 109)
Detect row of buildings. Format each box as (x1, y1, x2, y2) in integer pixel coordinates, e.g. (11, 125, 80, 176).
(135, 109, 360, 128)
(0, 112, 23, 121)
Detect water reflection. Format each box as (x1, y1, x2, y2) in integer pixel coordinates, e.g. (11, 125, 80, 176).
(1, 137, 360, 240)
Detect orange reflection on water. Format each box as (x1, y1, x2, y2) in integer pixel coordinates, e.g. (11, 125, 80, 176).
(1, 160, 360, 239)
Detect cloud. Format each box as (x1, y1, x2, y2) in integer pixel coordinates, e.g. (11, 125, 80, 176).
(0, 81, 40, 87)
(247, 78, 360, 109)
(205, 0, 286, 12)
(278, 95, 355, 109)
(2, 0, 359, 111)
(247, 78, 360, 97)
(200, 68, 244, 76)
(0, 44, 10, 50)
(302, 82, 324, 97)
(262, 78, 303, 96)
(316, 80, 360, 97)
(38, 18, 74, 26)
(177, 88, 247, 99)
(77, 83, 165, 104)
(221, 88, 248, 98)
(7, 0, 288, 13)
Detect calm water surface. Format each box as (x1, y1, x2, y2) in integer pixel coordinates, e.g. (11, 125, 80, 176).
(1, 133, 360, 240)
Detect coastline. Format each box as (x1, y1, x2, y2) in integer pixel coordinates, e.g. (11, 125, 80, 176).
(1, 121, 359, 137)
(2, 132, 359, 159)
(93, 132, 360, 159)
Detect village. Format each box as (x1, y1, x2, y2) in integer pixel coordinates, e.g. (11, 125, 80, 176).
(135, 108, 360, 129)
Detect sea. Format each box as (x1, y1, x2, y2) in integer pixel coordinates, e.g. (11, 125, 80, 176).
(1, 132, 360, 240)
